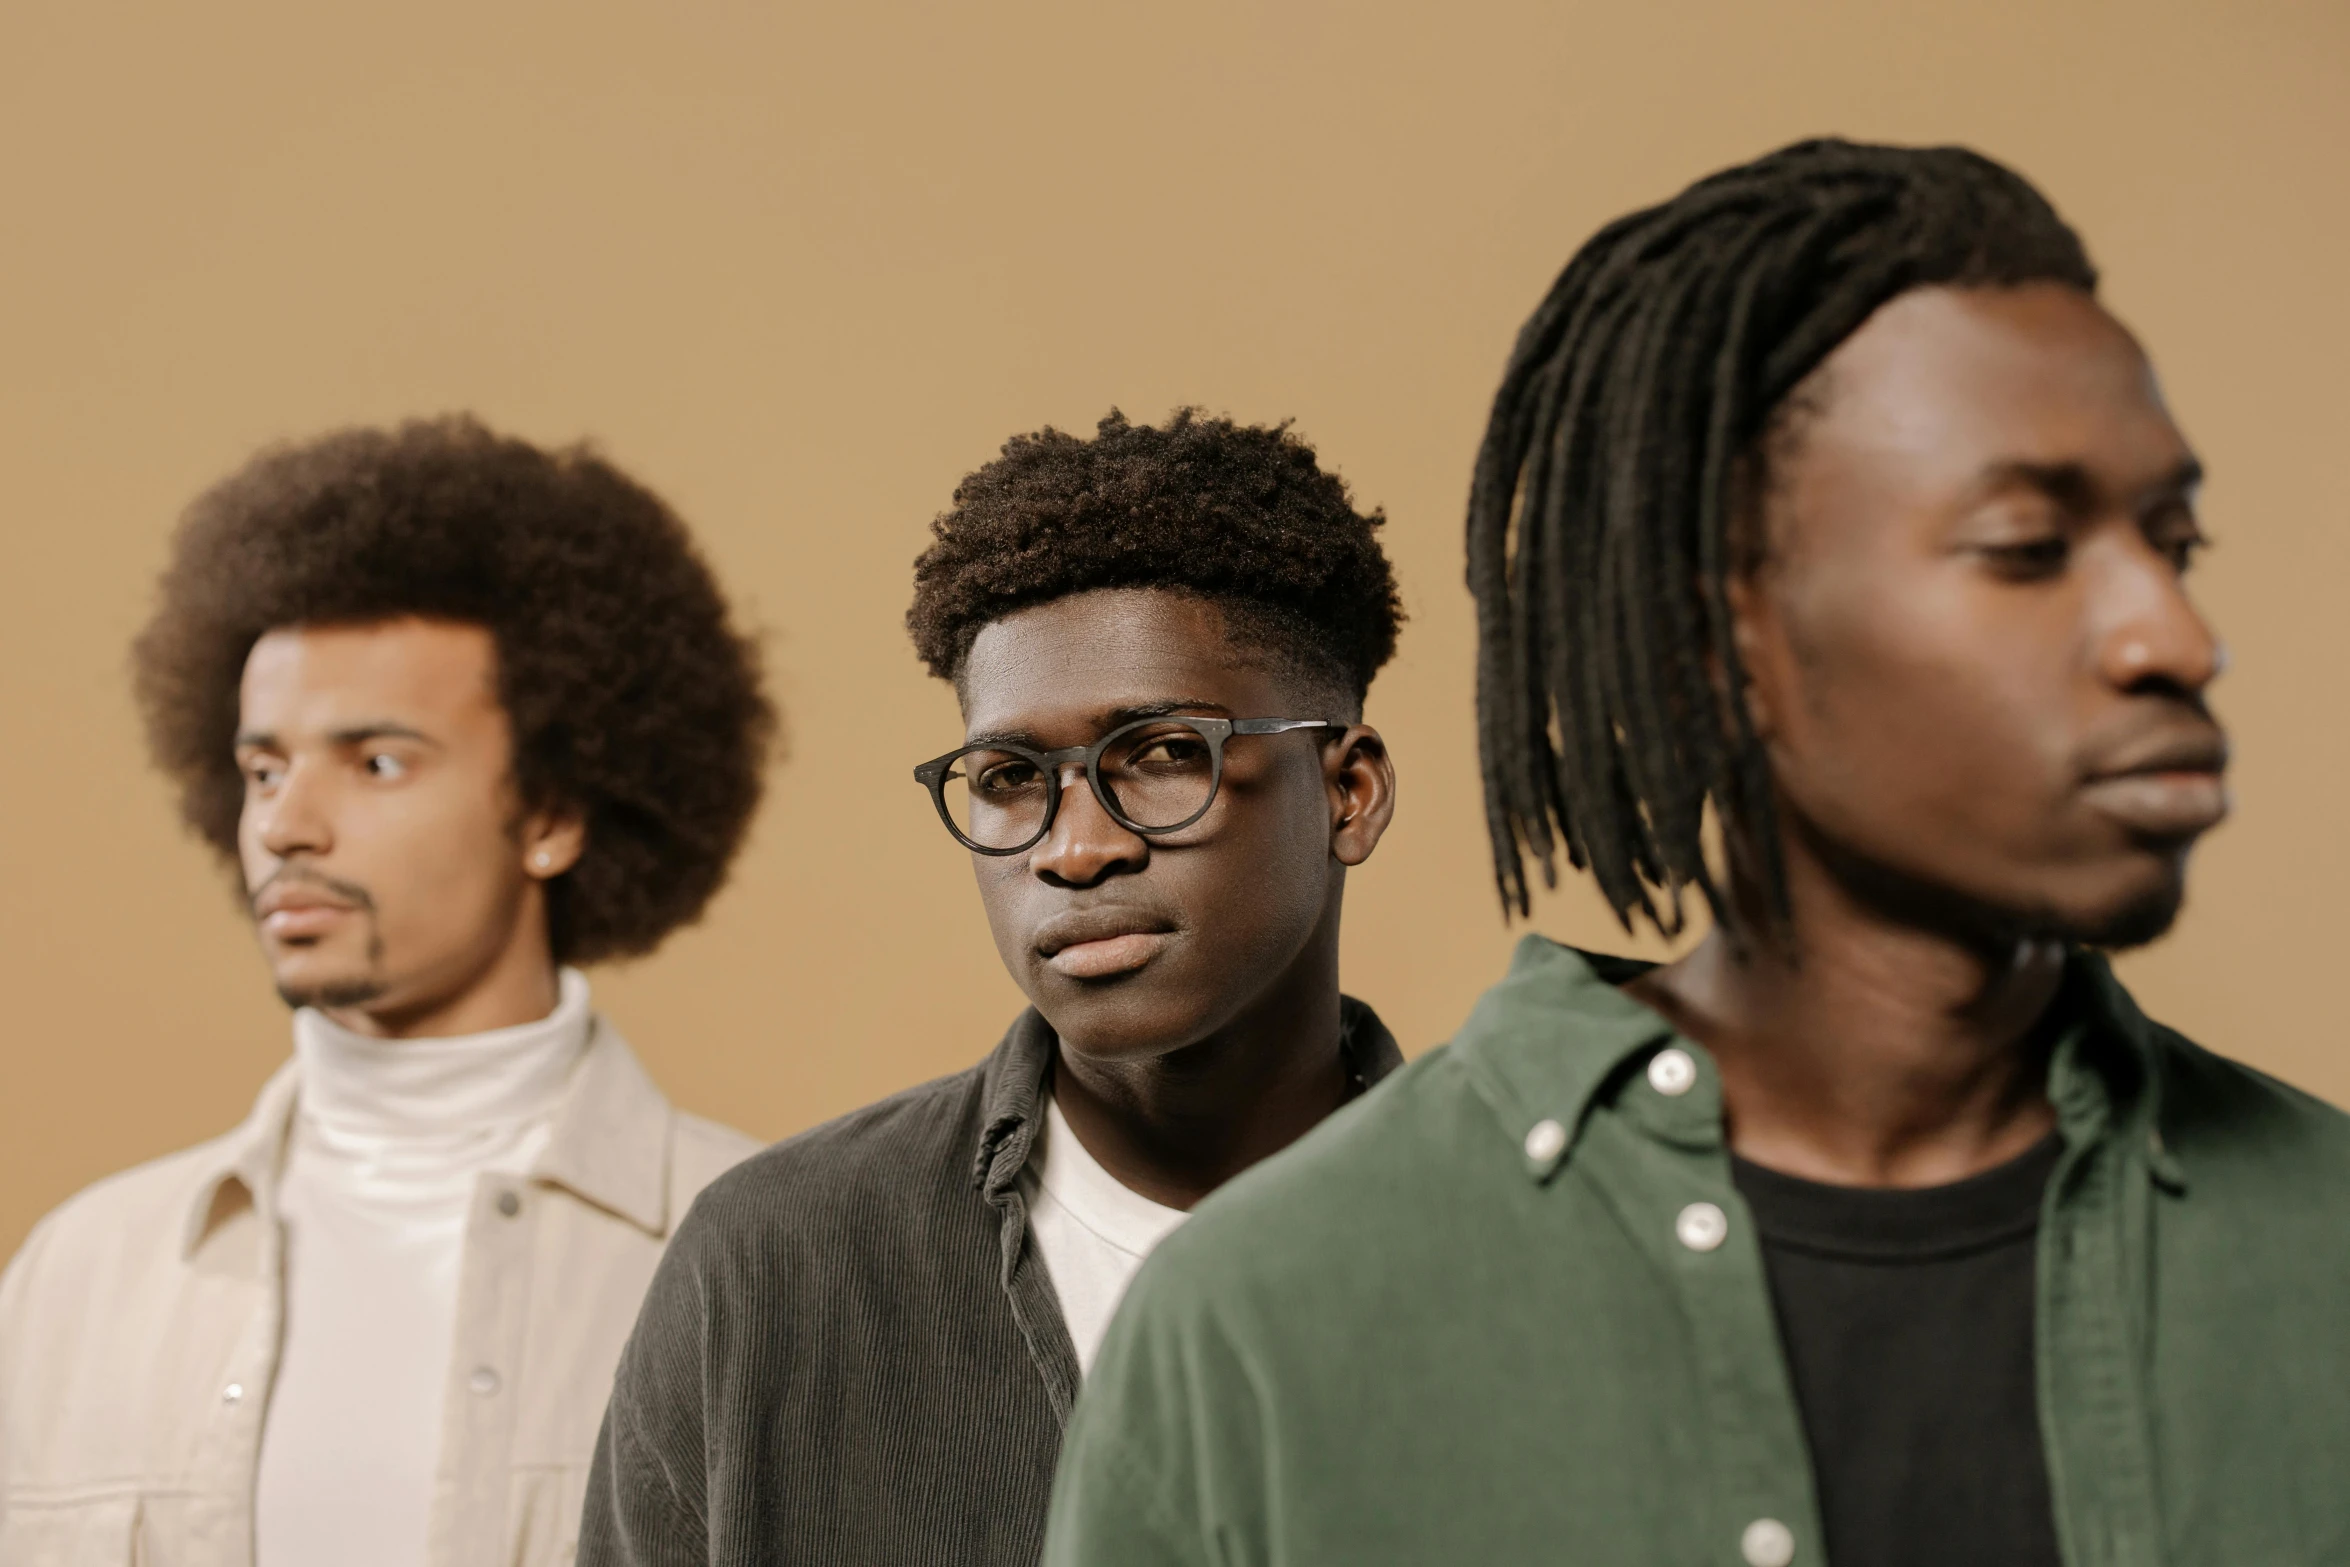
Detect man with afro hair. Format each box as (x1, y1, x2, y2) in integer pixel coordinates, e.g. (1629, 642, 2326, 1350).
(0, 417, 773, 1567)
(584, 409, 1406, 1566)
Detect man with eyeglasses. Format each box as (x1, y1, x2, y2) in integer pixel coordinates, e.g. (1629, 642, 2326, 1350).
(580, 409, 1405, 1566)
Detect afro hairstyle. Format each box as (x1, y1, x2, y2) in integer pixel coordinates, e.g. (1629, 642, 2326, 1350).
(906, 409, 1402, 715)
(132, 414, 775, 965)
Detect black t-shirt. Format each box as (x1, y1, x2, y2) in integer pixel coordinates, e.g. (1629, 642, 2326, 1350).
(1731, 1135, 2066, 1567)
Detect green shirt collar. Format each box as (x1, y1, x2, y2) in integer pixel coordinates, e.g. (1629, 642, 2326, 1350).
(1455, 934, 2185, 1191)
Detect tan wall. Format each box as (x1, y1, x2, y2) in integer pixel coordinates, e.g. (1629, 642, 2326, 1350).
(4, 0, 2346, 1258)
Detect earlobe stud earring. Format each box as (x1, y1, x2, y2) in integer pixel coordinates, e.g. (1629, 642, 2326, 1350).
(533, 850, 554, 872)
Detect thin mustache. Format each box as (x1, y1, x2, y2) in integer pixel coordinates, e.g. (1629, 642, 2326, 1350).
(249, 864, 378, 916)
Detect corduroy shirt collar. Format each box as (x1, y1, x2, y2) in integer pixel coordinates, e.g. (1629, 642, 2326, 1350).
(970, 995, 1409, 1198)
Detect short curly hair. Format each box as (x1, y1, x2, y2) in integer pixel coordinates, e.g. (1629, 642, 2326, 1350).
(133, 415, 775, 965)
(907, 410, 1403, 712)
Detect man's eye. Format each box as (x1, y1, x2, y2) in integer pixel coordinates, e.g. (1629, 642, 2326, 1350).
(363, 752, 408, 780)
(1982, 537, 2070, 578)
(975, 761, 1040, 795)
(1130, 736, 1211, 769)
(2149, 518, 2209, 574)
(244, 761, 282, 789)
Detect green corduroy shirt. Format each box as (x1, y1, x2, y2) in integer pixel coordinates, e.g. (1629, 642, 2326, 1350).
(1043, 937, 2350, 1567)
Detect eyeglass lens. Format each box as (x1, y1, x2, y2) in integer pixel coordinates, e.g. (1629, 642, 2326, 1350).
(938, 721, 1218, 850)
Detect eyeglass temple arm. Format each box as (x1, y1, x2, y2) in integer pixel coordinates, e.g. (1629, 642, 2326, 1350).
(1231, 718, 1338, 736)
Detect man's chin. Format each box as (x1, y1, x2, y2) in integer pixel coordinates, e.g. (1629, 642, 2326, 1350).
(2032, 881, 2186, 953)
(1948, 868, 2188, 955)
(1810, 829, 2189, 955)
(1038, 984, 1220, 1067)
(272, 970, 388, 1013)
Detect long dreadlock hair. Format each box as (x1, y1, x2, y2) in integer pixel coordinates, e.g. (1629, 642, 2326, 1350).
(1468, 138, 2098, 934)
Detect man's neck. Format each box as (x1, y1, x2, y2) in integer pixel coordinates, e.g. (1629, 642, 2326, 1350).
(1629, 859, 2066, 1189)
(1047, 931, 1351, 1213)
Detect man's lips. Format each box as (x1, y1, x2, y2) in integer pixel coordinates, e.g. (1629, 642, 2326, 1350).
(253, 884, 362, 941)
(2080, 728, 2230, 839)
(260, 901, 358, 941)
(1034, 908, 1178, 980)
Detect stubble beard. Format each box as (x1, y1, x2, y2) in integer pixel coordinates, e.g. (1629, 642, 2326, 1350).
(1783, 810, 2191, 957)
(267, 921, 391, 1013)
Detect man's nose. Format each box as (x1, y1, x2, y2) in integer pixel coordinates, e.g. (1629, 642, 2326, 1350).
(255, 762, 335, 859)
(1026, 763, 1147, 887)
(2097, 550, 2224, 698)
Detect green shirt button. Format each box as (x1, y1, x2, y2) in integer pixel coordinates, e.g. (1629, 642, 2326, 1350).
(1741, 1518, 1795, 1567)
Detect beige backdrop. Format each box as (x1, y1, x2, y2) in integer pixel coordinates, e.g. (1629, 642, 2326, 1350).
(4, 0, 2346, 1258)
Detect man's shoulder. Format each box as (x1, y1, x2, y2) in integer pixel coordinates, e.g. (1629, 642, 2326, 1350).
(667, 1108, 763, 1211)
(2148, 1020, 2350, 1182)
(671, 1059, 996, 1261)
(0, 1124, 251, 1319)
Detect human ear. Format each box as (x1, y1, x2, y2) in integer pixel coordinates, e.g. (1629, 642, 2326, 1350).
(1325, 725, 1396, 868)
(522, 806, 588, 879)
(1724, 573, 1780, 743)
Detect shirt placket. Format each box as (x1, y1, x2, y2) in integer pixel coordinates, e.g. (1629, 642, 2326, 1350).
(2038, 1096, 2168, 1567)
(1585, 1059, 1826, 1567)
(185, 1216, 285, 1567)
(427, 1176, 535, 1567)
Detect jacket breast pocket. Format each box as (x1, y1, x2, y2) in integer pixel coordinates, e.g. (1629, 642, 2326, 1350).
(0, 1494, 141, 1566)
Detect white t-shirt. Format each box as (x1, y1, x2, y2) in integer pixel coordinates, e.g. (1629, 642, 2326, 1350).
(254, 970, 591, 1567)
(1020, 1088, 1190, 1373)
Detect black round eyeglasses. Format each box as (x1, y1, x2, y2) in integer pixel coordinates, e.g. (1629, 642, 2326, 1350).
(912, 715, 1334, 856)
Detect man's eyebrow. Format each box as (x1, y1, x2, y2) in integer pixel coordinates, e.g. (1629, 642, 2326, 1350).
(2148, 455, 2206, 499)
(1970, 455, 2206, 511)
(232, 723, 439, 750)
(962, 699, 1233, 750)
(330, 723, 438, 748)
(1972, 459, 2101, 512)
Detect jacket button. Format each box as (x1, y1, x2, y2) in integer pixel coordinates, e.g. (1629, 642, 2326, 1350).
(222, 1382, 244, 1404)
(469, 1367, 502, 1396)
(496, 1190, 522, 1218)
(1675, 1202, 1728, 1252)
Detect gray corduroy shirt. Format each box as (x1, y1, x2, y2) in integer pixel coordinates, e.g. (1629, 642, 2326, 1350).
(578, 999, 1402, 1567)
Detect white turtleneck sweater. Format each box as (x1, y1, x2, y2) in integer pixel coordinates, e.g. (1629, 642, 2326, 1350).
(253, 970, 593, 1567)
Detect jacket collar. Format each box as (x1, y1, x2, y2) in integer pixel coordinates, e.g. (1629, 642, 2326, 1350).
(180, 1060, 301, 1259)
(531, 1018, 678, 1234)
(181, 1012, 677, 1258)
(969, 994, 1409, 1198)
(1458, 934, 2179, 1187)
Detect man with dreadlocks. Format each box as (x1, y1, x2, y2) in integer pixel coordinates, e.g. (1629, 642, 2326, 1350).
(1045, 141, 2350, 1566)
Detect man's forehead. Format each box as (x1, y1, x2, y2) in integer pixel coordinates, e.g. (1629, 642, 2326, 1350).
(239, 619, 501, 731)
(1796, 283, 2190, 498)
(957, 591, 1276, 737)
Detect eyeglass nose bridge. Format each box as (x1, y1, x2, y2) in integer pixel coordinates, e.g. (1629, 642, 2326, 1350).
(1029, 752, 1103, 845)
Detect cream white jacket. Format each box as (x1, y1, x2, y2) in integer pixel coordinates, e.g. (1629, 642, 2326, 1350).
(0, 1020, 756, 1567)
